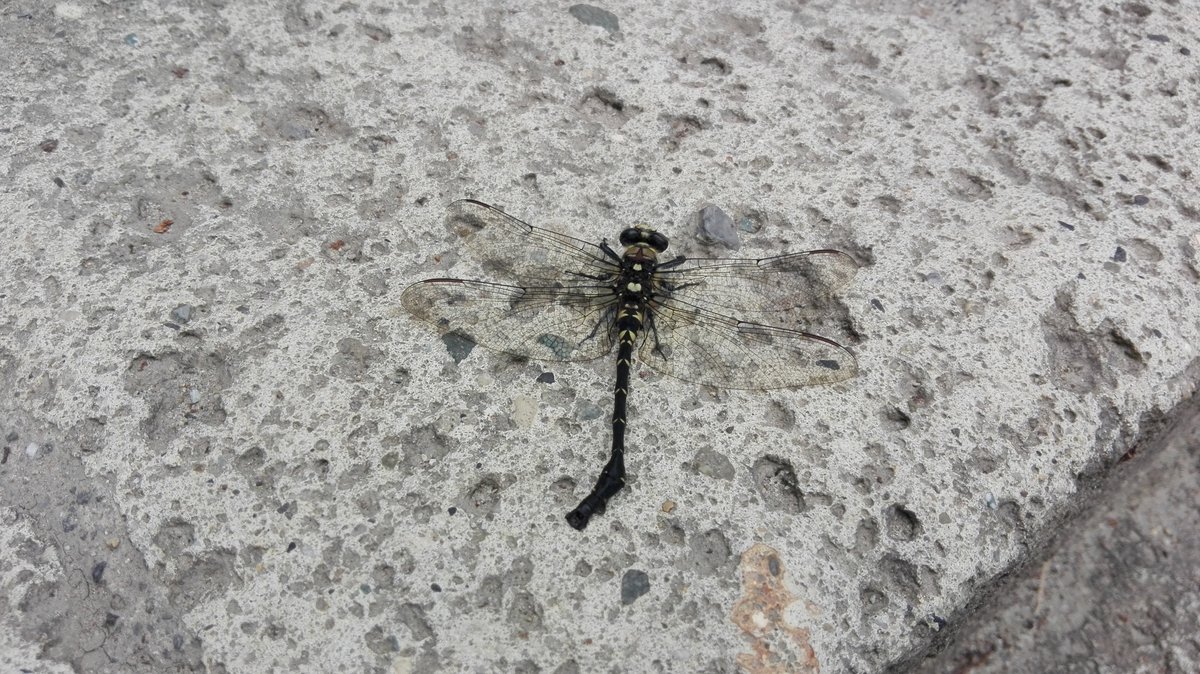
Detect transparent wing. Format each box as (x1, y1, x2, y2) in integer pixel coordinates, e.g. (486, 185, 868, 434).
(654, 250, 858, 317)
(401, 278, 618, 362)
(638, 295, 857, 389)
(447, 200, 621, 284)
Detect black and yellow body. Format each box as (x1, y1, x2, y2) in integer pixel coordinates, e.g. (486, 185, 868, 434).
(401, 200, 859, 532)
(565, 227, 670, 530)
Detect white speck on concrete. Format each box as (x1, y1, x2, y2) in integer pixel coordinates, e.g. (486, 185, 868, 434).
(512, 395, 538, 428)
(53, 3, 85, 20)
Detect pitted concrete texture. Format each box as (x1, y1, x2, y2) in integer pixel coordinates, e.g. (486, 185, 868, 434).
(918, 403, 1200, 674)
(1, 1, 1197, 672)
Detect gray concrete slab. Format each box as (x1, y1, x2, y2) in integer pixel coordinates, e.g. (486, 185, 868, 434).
(1, 1, 1197, 672)
(916, 402, 1200, 674)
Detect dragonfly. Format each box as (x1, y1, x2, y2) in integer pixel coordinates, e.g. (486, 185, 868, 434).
(401, 200, 858, 530)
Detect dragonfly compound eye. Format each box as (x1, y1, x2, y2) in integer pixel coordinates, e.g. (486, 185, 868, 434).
(647, 231, 669, 252)
(619, 228, 642, 247)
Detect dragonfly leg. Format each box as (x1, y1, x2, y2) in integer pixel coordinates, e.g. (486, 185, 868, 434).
(577, 305, 618, 348)
(657, 255, 687, 270)
(644, 313, 669, 361)
(599, 241, 623, 262)
(564, 269, 619, 282)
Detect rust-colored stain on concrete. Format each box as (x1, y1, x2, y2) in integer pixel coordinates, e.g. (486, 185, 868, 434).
(731, 543, 820, 674)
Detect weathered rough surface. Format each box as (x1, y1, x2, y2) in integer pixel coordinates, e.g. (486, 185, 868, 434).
(918, 403, 1200, 674)
(1, 0, 1197, 672)
(732, 543, 820, 674)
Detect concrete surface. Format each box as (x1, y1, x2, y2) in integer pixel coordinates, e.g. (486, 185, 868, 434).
(1, 1, 1197, 672)
(917, 401, 1200, 674)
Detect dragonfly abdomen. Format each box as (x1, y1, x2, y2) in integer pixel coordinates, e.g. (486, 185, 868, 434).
(564, 274, 657, 530)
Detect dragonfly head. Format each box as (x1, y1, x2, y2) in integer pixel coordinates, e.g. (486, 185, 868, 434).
(620, 225, 669, 261)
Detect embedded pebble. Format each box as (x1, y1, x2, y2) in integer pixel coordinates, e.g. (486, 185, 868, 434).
(171, 304, 193, 323)
(695, 205, 739, 250)
(512, 396, 538, 428)
(621, 569, 650, 605)
(568, 4, 620, 34)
